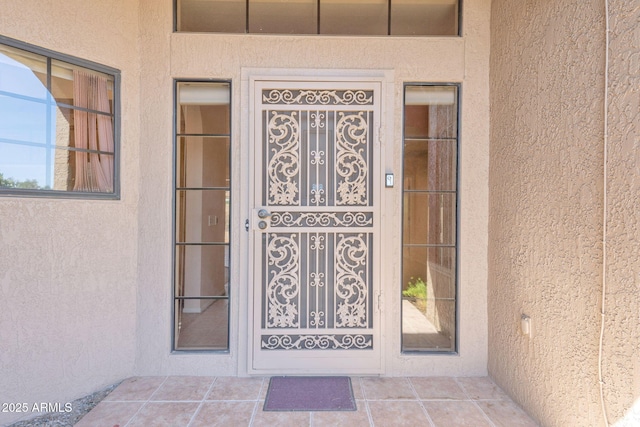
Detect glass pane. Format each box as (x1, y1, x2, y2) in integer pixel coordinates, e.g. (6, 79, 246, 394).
(57, 108, 114, 155)
(0, 94, 50, 144)
(63, 151, 114, 192)
(403, 246, 455, 299)
(405, 86, 457, 138)
(53, 108, 112, 152)
(0, 142, 49, 189)
(320, 0, 388, 35)
(391, 0, 459, 36)
(0, 143, 113, 191)
(0, 44, 48, 100)
(51, 148, 74, 191)
(70, 150, 114, 193)
(403, 299, 455, 351)
(174, 80, 231, 352)
(249, 0, 317, 34)
(178, 0, 246, 32)
(403, 192, 456, 245)
(51, 60, 114, 113)
(174, 299, 229, 349)
(175, 245, 229, 297)
(404, 139, 456, 191)
(177, 137, 230, 188)
(177, 82, 230, 135)
(52, 107, 74, 148)
(176, 190, 230, 243)
(402, 84, 457, 353)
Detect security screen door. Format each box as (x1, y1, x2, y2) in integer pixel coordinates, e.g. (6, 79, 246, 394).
(249, 79, 382, 373)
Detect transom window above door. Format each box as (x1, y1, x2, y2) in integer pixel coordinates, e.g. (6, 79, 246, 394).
(176, 0, 460, 36)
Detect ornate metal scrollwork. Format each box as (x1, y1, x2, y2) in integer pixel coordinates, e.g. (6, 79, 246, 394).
(263, 89, 373, 105)
(270, 211, 373, 227)
(335, 233, 369, 328)
(258, 85, 377, 356)
(266, 233, 300, 328)
(310, 183, 325, 205)
(267, 112, 299, 205)
(310, 112, 325, 128)
(309, 311, 325, 327)
(336, 112, 368, 206)
(261, 334, 373, 350)
(310, 150, 325, 165)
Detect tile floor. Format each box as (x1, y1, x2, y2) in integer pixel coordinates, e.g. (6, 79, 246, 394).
(75, 376, 539, 427)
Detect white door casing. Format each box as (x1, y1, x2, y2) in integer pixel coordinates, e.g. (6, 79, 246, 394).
(248, 79, 382, 374)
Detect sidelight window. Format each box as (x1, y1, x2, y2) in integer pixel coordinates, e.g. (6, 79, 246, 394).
(401, 84, 458, 353)
(174, 81, 231, 351)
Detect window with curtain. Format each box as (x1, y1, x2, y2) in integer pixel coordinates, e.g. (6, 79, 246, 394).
(0, 36, 119, 198)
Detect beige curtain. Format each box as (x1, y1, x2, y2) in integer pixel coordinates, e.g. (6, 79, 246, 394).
(73, 70, 114, 192)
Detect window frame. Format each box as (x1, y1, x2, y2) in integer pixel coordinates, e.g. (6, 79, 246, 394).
(172, 78, 232, 353)
(400, 82, 461, 354)
(0, 35, 121, 200)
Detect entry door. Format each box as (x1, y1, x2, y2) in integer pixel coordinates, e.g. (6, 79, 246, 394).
(249, 79, 382, 374)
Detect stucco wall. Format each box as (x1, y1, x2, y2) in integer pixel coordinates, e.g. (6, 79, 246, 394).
(135, 0, 490, 376)
(0, 1, 140, 425)
(601, 1, 640, 425)
(489, 1, 639, 426)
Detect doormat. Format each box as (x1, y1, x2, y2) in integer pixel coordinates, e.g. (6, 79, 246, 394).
(263, 376, 356, 411)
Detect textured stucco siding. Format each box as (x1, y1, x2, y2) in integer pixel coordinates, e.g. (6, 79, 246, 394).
(601, 1, 640, 425)
(489, 1, 639, 426)
(0, 1, 140, 425)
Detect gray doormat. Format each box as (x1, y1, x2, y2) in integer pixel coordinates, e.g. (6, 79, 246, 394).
(263, 376, 357, 411)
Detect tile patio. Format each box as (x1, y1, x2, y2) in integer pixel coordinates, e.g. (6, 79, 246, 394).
(75, 376, 538, 426)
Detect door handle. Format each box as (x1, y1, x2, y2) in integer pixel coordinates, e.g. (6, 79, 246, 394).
(257, 209, 271, 219)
